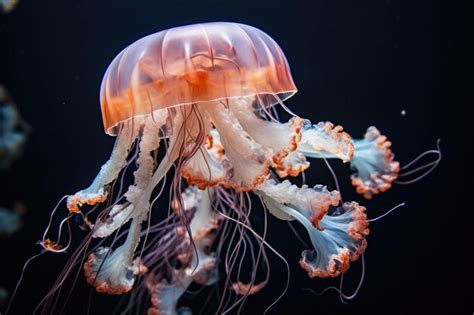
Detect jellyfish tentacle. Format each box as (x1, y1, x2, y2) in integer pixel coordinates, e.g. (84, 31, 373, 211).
(146, 271, 192, 315)
(84, 112, 173, 294)
(129, 115, 166, 193)
(144, 105, 205, 199)
(66, 118, 143, 212)
(182, 145, 230, 189)
(181, 118, 231, 189)
(92, 203, 133, 238)
(258, 179, 339, 230)
(368, 202, 405, 222)
(84, 217, 147, 294)
(93, 112, 168, 237)
(297, 121, 354, 163)
(395, 139, 441, 184)
(146, 187, 221, 315)
(182, 187, 220, 285)
(258, 179, 368, 278)
(350, 126, 400, 199)
(228, 98, 308, 178)
(272, 150, 310, 178)
(183, 99, 308, 189)
(203, 102, 272, 191)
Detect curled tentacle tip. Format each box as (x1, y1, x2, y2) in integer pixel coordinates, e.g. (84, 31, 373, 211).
(39, 239, 63, 252)
(84, 246, 142, 295)
(350, 127, 399, 199)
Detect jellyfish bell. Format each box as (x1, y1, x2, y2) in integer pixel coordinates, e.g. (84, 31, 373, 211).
(99, 22, 297, 136)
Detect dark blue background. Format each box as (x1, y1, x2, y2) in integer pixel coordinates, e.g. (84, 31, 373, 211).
(0, 0, 469, 314)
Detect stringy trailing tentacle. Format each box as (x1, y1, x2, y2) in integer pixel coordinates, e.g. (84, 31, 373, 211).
(350, 126, 400, 199)
(298, 121, 354, 163)
(395, 138, 442, 184)
(66, 118, 143, 212)
(181, 187, 220, 286)
(258, 179, 368, 278)
(146, 187, 221, 314)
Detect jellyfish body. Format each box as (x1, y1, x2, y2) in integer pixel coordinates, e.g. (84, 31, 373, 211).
(35, 22, 439, 314)
(0, 0, 18, 13)
(0, 85, 29, 170)
(0, 204, 24, 236)
(98, 22, 296, 135)
(1, 203, 24, 310)
(0, 287, 8, 307)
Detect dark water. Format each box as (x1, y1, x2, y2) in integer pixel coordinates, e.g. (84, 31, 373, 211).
(0, 0, 469, 314)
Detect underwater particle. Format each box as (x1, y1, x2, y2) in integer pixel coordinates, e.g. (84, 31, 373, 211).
(0, 203, 25, 236)
(0, 0, 18, 13)
(32, 22, 440, 314)
(401, 109, 406, 116)
(0, 85, 30, 170)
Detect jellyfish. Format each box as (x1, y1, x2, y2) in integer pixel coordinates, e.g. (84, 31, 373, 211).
(27, 22, 439, 314)
(0, 287, 8, 307)
(0, 203, 25, 310)
(0, 203, 25, 237)
(0, 0, 18, 13)
(0, 85, 30, 170)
